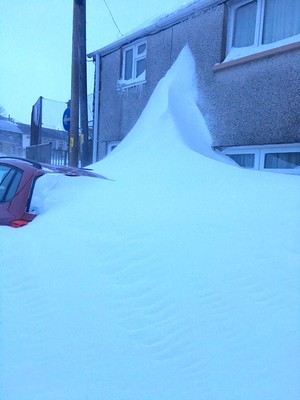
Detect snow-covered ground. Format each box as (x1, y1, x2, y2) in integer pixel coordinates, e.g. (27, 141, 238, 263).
(1, 47, 300, 400)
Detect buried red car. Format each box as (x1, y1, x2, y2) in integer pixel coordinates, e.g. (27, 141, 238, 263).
(0, 157, 106, 228)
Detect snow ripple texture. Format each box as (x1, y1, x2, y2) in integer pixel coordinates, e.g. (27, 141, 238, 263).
(1, 46, 300, 400)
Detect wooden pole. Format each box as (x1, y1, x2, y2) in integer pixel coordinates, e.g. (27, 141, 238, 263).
(70, 0, 89, 167)
(78, 0, 89, 166)
(69, 0, 80, 167)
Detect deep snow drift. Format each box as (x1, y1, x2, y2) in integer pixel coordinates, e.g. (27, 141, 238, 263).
(1, 47, 300, 400)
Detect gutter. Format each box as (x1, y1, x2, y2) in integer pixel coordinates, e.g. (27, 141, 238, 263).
(87, 0, 226, 58)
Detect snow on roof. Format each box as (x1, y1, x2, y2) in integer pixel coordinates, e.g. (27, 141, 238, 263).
(0, 118, 22, 134)
(88, 0, 225, 58)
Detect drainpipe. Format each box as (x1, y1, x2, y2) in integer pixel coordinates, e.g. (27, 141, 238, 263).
(92, 53, 101, 163)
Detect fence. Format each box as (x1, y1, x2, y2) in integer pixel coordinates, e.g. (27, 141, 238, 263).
(26, 143, 68, 166)
(30, 95, 94, 165)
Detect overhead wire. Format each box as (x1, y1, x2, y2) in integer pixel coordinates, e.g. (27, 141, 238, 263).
(102, 0, 123, 37)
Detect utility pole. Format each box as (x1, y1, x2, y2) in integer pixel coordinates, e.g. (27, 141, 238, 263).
(79, 0, 89, 167)
(69, 0, 89, 167)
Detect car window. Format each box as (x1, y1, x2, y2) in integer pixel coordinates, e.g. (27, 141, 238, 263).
(0, 165, 23, 203)
(27, 174, 58, 214)
(27, 176, 43, 214)
(0, 165, 10, 182)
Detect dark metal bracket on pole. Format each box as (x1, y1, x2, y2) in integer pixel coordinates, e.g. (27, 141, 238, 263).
(69, 0, 89, 167)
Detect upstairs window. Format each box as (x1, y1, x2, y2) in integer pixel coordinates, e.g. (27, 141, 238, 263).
(226, 0, 300, 59)
(119, 41, 147, 88)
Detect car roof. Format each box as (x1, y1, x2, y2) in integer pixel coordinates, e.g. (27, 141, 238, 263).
(0, 157, 42, 170)
(0, 157, 108, 180)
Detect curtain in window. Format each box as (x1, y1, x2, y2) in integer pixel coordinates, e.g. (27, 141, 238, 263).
(264, 152, 300, 169)
(228, 153, 255, 168)
(263, 0, 300, 44)
(233, 1, 257, 47)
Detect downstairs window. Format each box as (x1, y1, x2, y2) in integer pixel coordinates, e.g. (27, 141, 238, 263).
(221, 144, 300, 175)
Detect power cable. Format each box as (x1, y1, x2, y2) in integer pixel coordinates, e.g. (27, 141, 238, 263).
(102, 0, 123, 37)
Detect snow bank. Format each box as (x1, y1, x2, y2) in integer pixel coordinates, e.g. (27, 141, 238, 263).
(1, 47, 300, 400)
(108, 46, 233, 165)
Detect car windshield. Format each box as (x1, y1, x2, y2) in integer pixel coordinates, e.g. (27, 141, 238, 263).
(0, 164, 23, 203)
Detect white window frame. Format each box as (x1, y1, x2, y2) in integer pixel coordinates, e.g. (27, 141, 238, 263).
(259, 145, 300, 174)
(107, 140, 120, 155)
(222, 146, 260, 169)
(226, 0, 300, 61)
(118, 40, 147, 89)
(221, 143, 300, 175)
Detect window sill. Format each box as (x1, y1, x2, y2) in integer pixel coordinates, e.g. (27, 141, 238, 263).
(117, 78, 146, 90)
(213, 41, 300, 72)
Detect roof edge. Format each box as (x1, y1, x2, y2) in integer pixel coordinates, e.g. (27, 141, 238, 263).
(87, 0, 224, 58)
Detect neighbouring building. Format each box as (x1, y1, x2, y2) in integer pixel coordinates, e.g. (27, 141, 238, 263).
(0, 116, 69, 165)
(0, 116, 23, 157)
(88, 0, 300, 174)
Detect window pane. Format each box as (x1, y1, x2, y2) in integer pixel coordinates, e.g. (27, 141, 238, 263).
(0, 167, 22, 202)
(137, 43, 146, 54)
(0, 166, 11, 202)
(227, 153, 255, 168)
(124, 49, 133, 80)
(233, 1, 257, 47)
(136, 58, 146, 78)
(0, 165, 10, 183)
(5, 170, 22, 201)
(263, 0, 300, 44)
(28, 176, 45, 213)
(264, 152, 300, 169)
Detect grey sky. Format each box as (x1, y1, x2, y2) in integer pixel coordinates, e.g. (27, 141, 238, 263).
(0, 0, 188, 124)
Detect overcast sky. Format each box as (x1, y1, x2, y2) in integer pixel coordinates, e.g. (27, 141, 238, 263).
(0, 0, 189, 124)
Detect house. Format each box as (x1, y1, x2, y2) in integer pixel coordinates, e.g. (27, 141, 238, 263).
(0, 116, 23, 157)
(0, 116, 69, 165)
(88, 0, 300, 174)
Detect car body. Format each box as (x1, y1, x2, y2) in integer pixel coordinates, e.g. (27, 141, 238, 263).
(0, 157, 106, 228)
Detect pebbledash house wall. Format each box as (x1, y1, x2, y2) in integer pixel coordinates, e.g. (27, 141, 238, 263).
(89, 0, 300, 161)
